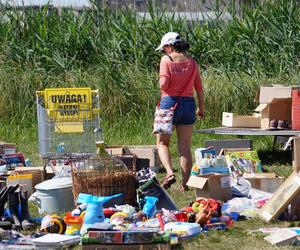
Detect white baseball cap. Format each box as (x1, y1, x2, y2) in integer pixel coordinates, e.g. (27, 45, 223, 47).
(155, 32, 181, 51)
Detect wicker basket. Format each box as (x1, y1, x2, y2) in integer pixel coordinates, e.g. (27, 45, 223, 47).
(71, 157, 137, 205)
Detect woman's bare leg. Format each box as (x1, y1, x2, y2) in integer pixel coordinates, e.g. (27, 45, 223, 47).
(176, 124, 194, 189)
(156, 133, 173, 177)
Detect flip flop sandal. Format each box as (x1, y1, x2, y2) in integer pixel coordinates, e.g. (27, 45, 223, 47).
(163, 174, 176, 189)
(179, 186, 189, 192)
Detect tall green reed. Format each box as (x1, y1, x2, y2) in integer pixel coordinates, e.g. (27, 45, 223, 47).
(0, 0, 299, 128)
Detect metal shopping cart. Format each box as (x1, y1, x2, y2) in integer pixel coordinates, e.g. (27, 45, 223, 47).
(36, 87, 102, 173)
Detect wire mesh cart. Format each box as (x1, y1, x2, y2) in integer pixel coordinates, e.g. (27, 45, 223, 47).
(36, 88, 102, 163)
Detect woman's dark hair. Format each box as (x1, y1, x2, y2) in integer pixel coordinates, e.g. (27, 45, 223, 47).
(173, 40, 190, 52)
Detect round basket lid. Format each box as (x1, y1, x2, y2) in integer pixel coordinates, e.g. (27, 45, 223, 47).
(35, 177, 72, 190)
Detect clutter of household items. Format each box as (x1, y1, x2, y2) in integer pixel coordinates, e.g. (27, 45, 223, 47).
(0, 86, 300, 249)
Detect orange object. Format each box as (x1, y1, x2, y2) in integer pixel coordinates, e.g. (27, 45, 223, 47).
(64, 212, 84, 224)
(156, 213, 164, 230)
(194, 198, 220, 213)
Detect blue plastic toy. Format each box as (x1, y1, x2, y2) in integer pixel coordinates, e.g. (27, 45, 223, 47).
(142, 196, 158, 218)
(77, 193, 123, 234)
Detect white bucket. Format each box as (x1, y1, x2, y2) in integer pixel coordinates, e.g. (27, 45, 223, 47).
(34, 177, 74, 214)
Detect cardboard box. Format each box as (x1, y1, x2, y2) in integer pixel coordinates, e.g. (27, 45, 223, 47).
(126, 145, 161, 168)
(187, 174, 232, 201)
(255, 98, 291, 130)
(258, 86, 293, 103)
(106, 145, 162, 168)
(293, 136, 300, 172)
(219, 147, 251, 156)
(243, 173, 285, 193)
(222, 112, 260, 128)
(105, 146, 127, 155)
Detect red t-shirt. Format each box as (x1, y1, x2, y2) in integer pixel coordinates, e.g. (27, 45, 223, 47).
(159, 57, 203, 97)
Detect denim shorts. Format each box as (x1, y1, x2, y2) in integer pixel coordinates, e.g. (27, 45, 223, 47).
(159, 96, 196, 125)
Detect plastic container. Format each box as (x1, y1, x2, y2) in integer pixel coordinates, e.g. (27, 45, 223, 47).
(34, 177, 74, 214)
(7, 174, 33, 195)
(164, 222, 201, 236)
(195, 148, 216, 167)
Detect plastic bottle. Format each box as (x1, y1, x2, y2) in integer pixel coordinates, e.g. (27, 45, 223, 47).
(56, 143, 65, 154)
(96, 141, 110, 158)
(199, 158, 209, 168)
(25, 159, 32, 167)
(195, 148, 205, 167)
(204, 153, 212, 167)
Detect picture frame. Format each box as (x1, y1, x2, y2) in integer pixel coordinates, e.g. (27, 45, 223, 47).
(258, 171, 300, 222)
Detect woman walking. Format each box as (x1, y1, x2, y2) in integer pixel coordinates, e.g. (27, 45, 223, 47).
(155, 32, 204, 192)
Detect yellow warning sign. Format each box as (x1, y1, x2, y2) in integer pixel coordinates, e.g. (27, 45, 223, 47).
(43, 88, 92, 121)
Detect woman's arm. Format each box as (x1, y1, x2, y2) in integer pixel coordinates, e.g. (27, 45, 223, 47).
(194, 66, 204, 119)
(159, 56, 171, 91)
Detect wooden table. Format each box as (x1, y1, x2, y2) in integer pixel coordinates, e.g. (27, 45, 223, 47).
(194, 127, 300, 136)
(193, 127, 300, 149)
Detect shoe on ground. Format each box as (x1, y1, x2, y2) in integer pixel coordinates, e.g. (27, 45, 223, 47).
(277, 120, 289, 130)
(269, 119, 278, 130)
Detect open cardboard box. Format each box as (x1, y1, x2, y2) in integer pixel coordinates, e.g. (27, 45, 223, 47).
(187, 174, 232, 201)
(257, 86, 294, 103)
(255, 98, 291, 130)
(222, 112, 260, 128)
(105, 145, 162, 168)
(125, 145, 161, 168)
(243, 173, 285, 193)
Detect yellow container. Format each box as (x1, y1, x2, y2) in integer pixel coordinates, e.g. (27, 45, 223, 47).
(7, 173, 33, 194)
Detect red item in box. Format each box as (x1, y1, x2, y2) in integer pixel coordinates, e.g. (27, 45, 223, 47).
(174, 212, 189, 222)
(103, 208, 119, 218)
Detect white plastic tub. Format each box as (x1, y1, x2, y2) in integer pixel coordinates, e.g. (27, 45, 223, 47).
(34, 177, 74, 214)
